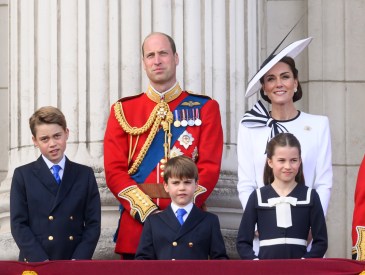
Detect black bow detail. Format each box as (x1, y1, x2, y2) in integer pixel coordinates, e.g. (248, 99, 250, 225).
(241, 100, 289, 141)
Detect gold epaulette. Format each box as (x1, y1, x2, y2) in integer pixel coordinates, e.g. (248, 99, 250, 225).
(118, 186, 158, 222)
(194, 185, 207, 201)
(186, 91, 212, 100)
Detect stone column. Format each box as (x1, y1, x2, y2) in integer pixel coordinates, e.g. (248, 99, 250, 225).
(0, 0, 250, 259)
(307, 0, 365, 258)
(0, 0, 8, 182)
(0, 0, 117, 260)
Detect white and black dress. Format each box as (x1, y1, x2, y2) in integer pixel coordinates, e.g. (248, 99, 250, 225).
(236, 184, 328, 259)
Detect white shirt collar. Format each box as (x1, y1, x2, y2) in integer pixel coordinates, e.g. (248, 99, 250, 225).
(42, 154, 66, 171)
(171, 201, 194, 217)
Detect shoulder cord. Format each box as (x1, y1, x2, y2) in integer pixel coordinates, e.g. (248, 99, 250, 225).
(114, 101, 173, 175)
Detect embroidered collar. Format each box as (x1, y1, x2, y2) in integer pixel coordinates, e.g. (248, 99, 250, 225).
(146, 82, 182, 103)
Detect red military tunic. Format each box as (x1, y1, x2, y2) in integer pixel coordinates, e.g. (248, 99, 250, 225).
(104, 84, 223, 254)
(352, 154, 365, 260)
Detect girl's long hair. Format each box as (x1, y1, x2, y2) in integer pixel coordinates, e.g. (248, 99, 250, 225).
(263, 133, 305, 185)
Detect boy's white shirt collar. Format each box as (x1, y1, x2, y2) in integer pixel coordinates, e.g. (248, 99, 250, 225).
(171, 201, 193, 222)
(42, 154, 66, 178)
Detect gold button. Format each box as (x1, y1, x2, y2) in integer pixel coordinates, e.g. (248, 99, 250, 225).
(48, 236, 54, 241)
(160, 158, 167, 164)
(69, 236, 74, 241)
(69, 216, 73, 220)
(189, 242, 193, 247)
(49, 216, 54, 221)
(160, 172, 164, 177)
(172, 242, 177, 247)
(160, 164, 165, 170)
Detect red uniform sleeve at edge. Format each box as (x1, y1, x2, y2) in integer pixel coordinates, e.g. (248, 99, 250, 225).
(104, 104, 139, 213)
(194, 99, 223, 207)
(352, 155, 365, 246)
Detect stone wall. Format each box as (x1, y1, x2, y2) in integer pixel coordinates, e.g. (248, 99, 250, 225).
(0, 0, 364, 260)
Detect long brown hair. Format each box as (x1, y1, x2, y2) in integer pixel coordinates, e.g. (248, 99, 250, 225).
(263, 133, 305, 185)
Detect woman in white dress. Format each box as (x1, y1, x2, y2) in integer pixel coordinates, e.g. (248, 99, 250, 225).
(237, 38, 332, 218)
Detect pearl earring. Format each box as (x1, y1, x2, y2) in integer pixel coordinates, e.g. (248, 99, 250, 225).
(294, 88, 297, 93)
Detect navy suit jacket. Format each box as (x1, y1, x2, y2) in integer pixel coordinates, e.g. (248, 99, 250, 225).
(135, 204, 228, 260)
(10, 156, 101, 262)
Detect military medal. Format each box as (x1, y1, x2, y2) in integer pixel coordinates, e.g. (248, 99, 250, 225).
(178, 130, 194, 149)
(181, 109, 188, 127)
(173, 110, 181, 127)
(187, 109, 195, 126)
(194, 108, 202, 126)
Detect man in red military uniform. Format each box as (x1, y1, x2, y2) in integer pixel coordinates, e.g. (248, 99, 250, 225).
(104, 32, 223, 259)
(352, 154, 365, 260)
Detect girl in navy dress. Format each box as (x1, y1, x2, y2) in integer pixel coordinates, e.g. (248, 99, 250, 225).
(236, 133, 327, 259)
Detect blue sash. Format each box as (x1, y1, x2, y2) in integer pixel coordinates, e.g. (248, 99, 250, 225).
(114, 94, 209, 242)
(131, 94, 209, 183)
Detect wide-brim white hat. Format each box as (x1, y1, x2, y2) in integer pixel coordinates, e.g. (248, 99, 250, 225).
(245, 37, 313, 98)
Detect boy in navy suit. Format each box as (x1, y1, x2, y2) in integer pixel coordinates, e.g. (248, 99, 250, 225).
(135, 155, 228, 260)
(10, 106, 101, 262)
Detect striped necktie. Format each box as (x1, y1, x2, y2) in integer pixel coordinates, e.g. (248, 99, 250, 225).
(52, 165, 61, 185)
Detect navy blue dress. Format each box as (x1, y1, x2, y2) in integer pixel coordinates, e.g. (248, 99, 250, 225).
(236, 184, 327, 259)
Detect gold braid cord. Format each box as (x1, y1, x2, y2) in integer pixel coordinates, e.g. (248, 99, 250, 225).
(353, 226, 365, 260)
(114, 100, 173, 175)
(118, 186, 158, 222)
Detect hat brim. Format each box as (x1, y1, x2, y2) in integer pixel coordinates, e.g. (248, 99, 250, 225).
(245, 37, 313, 98)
